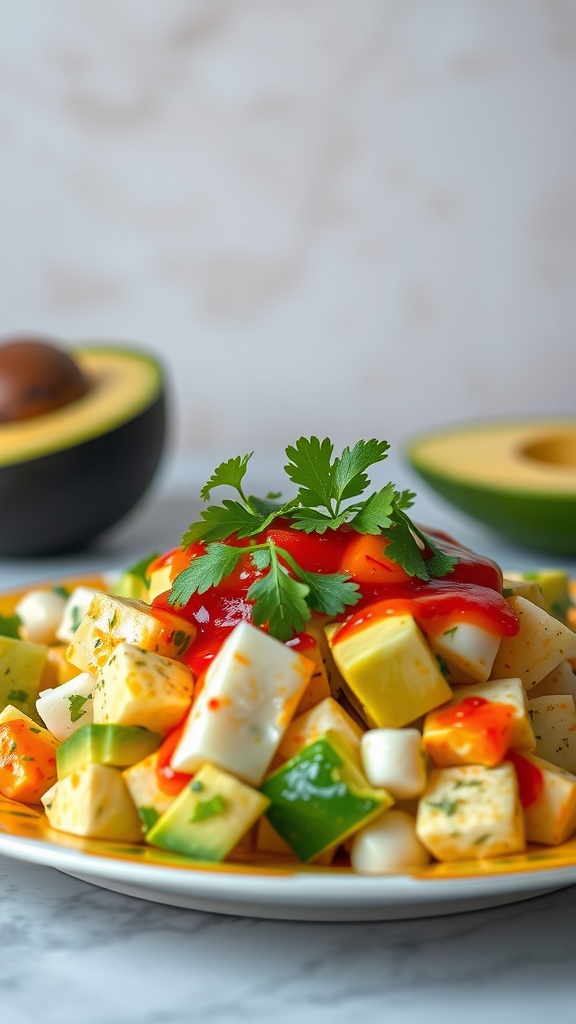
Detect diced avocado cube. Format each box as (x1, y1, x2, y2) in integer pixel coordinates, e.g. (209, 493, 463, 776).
(147, 762, 269, 861)
(521, 569, 571, 624)
(57, 723, 162, 779)
(112, 553, 159, 602)
(260, 730, 392, 862)
(0, 634, 48, 724)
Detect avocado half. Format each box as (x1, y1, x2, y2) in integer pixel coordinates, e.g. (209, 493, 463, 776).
(407, 418, 576, 555)
(0, 346, 167, 556)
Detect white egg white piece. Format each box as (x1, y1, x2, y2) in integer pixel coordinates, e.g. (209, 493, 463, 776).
(360, 728, 427, 800)
(15, 588, 68, 645)
(350, 810, 430, 875)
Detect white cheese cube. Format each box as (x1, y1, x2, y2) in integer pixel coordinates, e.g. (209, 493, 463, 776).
(361, 728, 427, 799)
(528, 695, 576, 773)
(42, 762, 142, 842)
(502, 575, 546, 610)
(416, 763, 525, 861)
(93, 642, 194, 735)
(56, 586, 101, 643)
(427, 622, 500, 684)
(36, 672, 95, 741)
(66, 592, 195, 675)
(278, 696, 363, 762)
(350, 809, 430, 875)
(510, 750, 576, 845)
(490, 596, 576, 690)
(171, 621, 313, 786)
(15, 588, 68, 645)
(529, 660, 576, 700)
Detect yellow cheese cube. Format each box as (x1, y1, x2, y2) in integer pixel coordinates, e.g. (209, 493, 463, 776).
(93, 642, 194, 735)
(66, 593, 195, 675)
(416, 763, 525, 861)
(42, 763, 142, 842)
(509, 750, 576, 845)
(278, 696, 363, 762)
(327, 613, 451, 728)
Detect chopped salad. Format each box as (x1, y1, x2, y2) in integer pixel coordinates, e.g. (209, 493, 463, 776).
(1, 436, 576, 876)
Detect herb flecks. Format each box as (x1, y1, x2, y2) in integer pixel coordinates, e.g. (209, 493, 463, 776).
(167, 437, 456, 642)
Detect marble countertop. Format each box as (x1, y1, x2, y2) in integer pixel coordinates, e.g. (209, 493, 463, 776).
(1, 452, 575, 1024)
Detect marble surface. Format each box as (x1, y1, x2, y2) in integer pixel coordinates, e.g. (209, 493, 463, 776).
(0, 451, 575, 1023)
(1, 2, 576, 457)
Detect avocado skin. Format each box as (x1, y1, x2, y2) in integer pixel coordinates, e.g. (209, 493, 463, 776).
(0, 392, 166, 556)
(410, 466, 576, 555)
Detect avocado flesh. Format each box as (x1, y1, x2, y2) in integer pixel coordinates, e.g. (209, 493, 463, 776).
(0, 347, 166, 556)
(260, 731, 391, 862)
(56, 723, 162, 779)
(408, 419, 576, 554)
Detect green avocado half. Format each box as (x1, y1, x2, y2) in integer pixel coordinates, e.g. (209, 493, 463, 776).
(0, 345, 167, 556)
(407, 418, 576, 555)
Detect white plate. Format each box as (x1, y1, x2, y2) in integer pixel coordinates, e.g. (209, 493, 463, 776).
(1, 805, 575, 921)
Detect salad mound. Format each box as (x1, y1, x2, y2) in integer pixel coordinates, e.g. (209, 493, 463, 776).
(1, 437, 576, 876)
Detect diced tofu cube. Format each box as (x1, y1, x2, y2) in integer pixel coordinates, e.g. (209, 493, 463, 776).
(93, 642, 193, 735)
(327, 614, 452, 729)
(529, 660, 576, 700)
(278, 696, 363, 762)
(42, 763, 142, 842)
(427, 622, 500, 684)
(490, 596, 576, 690)
(528, 695, 576, 773)
(361, 728, 427, 799)
(507, 749, 576, 845)
(147, 762, 270, 861)
(350, 809, 431, 874)
(416, 763, 525, 861)
(171, 622, 313, 786)
(423, 678, 535, 769)
(36, 672, 95, 741)
(66, 593, 195, 675)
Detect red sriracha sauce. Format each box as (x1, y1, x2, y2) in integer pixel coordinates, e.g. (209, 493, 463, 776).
(152, 521, 518, 667)
(506, 749, 545, 808)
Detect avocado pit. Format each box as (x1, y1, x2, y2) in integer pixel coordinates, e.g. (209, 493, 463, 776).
(520, 431, 576, 470)
(0, 338, 88, 423)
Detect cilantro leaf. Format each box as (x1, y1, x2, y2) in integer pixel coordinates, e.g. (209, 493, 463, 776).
(68, 694, 90, 724)
(284, 437, 335, 509)
(382, 518, 430, 581)
(290, 507, 350, 534)
(200, 454, 252, 501)
(0, 613, 21, 639)
(248, 547, 311, 642)
(169, 544, 244, 603)
(296, 569, 361, 618)
(349, 483, 396, 534)
(182, 501, 268, 545)
(332, 439, 390, 502)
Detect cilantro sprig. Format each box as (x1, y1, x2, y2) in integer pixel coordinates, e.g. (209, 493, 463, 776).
(168, 436, 456, 641)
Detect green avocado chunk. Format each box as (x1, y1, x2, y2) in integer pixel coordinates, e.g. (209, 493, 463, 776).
(260, 729, 391, 862)
(0, 634, 47, 724)
(57, 723, 162, 779)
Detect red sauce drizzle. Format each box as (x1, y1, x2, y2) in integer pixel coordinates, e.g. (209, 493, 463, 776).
(152, 521, 518, 665)
(156, 724, 192, 796)
(506, 749, 544, 808)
